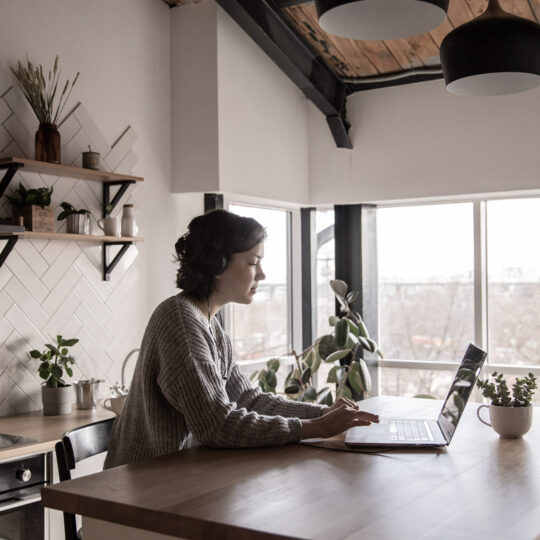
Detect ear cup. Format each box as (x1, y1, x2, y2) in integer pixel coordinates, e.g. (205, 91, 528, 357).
(200, 251, 227, 276)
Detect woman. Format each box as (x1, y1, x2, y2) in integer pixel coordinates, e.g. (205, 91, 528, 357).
(105, 209, 378, 468)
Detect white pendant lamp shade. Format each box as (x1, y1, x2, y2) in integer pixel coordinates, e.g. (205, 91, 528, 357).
(440, 0, 540, 96)
(315, 0, 448, 40)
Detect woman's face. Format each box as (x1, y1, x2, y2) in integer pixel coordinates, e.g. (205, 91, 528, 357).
(214, 242, 266, 305)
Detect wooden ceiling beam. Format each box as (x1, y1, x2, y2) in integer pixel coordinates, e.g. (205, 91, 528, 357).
(216, 0, 353, 148)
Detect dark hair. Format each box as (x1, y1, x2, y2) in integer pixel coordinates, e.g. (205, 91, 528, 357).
(174, 209, 266, 300)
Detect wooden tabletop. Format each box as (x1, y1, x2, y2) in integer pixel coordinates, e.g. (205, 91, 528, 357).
(41, 396, 540, 540)
(0, 407, 114, 460)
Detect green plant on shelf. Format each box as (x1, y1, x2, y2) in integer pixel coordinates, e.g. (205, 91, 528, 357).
(57, 201, 91, 221)
(6, 182, 53, 210)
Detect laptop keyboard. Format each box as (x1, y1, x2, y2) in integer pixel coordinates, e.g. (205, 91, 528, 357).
(389, 419, 434, 442)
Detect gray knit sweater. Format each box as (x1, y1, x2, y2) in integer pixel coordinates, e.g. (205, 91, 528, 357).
(104, 294, 323, 468)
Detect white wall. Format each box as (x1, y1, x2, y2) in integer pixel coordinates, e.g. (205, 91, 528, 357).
(0, 0, 199, 415)
(216, 8, 310, 204)
(309, 79, 540, 204)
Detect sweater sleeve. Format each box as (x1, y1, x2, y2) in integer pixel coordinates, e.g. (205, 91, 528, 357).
(156, 302, 302, 448)
(226, 363, 324, 419)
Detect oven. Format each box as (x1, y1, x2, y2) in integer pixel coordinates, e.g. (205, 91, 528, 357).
(0, 453, 46, 540)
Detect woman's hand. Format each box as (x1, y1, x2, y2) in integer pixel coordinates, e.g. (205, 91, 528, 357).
(320, 397, 360, 416)
(301, 402, 379, 440)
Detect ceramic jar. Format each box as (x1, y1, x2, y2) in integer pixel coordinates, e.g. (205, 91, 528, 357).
(121, 204, 136, 237)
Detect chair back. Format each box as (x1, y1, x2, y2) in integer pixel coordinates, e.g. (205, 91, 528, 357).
(55, 418, 115, 540)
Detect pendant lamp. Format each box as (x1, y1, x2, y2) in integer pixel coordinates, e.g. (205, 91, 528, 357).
(314, 0, 448, 40)
(440, 0, 540, 96)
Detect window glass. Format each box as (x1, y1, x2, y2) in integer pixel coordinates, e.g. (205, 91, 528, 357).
(228, 204, 290, 361)
(378, 203, 475, 363)
(487, 199, 540, 366)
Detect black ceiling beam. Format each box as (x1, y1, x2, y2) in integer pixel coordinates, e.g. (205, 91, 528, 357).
(275, 0, 312, 6)
(215, 0, 352, 148)
(347, 69, 444, 93)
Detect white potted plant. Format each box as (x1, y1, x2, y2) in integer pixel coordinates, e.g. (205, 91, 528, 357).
(476, 371, 537, 438)
(57, 202, 91, 234)
(29, 335, 78, 415)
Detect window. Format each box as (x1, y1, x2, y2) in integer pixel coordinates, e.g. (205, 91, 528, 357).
(487, 199, 540, 367)
(227, 203, 291, 361)
(377, 198, 540, 402)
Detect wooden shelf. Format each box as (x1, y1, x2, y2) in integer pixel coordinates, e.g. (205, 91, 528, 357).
(0, 157, 143, 183)
(2, 231, 144, 243)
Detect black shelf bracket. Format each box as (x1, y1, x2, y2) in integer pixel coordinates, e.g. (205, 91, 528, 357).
(103, 241, 134, 281)
(0, 163, 23, 198)
(0, 235, 19, 268)
(102, 181, 135, 218)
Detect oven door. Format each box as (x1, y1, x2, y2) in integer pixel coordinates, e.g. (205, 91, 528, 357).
(0, 494, 44, 540)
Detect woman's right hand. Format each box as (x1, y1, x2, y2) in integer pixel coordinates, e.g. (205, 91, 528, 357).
(300, 405, 379, 439)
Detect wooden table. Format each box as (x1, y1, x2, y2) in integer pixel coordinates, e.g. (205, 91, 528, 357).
(41, 397, 540, 540)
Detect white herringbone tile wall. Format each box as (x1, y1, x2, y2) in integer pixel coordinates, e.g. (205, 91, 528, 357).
(0, 86, 145, 416)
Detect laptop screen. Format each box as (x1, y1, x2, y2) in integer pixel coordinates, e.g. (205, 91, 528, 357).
(437, 343, 487, 443)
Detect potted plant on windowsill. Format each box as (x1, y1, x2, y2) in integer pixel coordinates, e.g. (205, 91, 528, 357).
(252, 279, 382, 406)
(6, 182, 54, 232)
(476, 371, 537, 438)
(10, 55, 79, 163)
(29, 335, 79, 415)
(57, 202, 91, 235)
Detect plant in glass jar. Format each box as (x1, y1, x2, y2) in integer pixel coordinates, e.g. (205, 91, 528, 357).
(251, 280, 382, 406)
(10, 55, 79, 163)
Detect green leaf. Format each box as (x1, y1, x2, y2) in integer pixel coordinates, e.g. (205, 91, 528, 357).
(348, 362, 366, 395)
(285, 384, 301, 394)
(346, 291, 359, 304)
(267, 358, 280, 372)
(29, 349, 42, 358)
(310, 351, 322, 374)
(328, 315, 339, 327)
(353, 313, 370, 339)
(318, 335, 338, 360)
(316, 387, 331, 404)
(301, 367, 312, 385)
(324, 392, 334, 406)
(330, 279, 348, 298)
(303, 350, 314, 368)
(347, 319, 359, 336)
(358, 359, 372, 394)
(61, 348, 68, 355)
(65, 367, 73, 377)
(327, 365, 339, 384)
(302, 386, 317, 402)
(51, 365, 63, 379)
(334, 318, 349, 348)
(265, 370, 277, 389)
(45, 344, 59, 355)
(324, 348, 351, 364)
(62, 338, 78, 347)
(336, 385, 352, 399)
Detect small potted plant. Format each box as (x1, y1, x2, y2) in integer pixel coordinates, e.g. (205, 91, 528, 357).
(29, 335, 78, 415)
(476, 371, 537, 438)
(6, 182, 54, 232)
(57, 202, 91, 234)
(11, 55, 79, 163)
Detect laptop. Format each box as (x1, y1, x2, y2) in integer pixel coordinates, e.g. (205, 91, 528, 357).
(345, 343, 487, 448)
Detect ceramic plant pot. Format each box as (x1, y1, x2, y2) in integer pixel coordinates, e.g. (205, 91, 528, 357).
(66, 214, 90, 235)
(41, 385, 73, 416)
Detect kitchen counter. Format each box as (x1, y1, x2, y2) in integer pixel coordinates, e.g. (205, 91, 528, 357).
(0, 407, 114, 460)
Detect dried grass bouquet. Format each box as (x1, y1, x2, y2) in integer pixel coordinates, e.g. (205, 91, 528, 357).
(10, 55, 79, 126)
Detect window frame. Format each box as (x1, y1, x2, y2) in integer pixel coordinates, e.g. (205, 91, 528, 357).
(376, 194, 540, 382)
(223, 195, 300, 371)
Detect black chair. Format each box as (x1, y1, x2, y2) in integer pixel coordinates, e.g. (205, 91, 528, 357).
(55, 418, 115, 540)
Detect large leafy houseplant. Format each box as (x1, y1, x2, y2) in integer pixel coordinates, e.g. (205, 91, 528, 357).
(6, 183, 53, 210)
(6, 183, 54, 232)
(252, 280, 382, 406)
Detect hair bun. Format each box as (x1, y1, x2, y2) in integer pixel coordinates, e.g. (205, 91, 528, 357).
(174, 236, 186, 256)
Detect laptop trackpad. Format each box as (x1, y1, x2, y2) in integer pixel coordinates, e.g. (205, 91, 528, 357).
(345, 421, 395, 445)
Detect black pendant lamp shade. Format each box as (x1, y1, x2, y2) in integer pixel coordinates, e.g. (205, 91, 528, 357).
(314, 0, 449, 40)
(440, 0, 540, 96)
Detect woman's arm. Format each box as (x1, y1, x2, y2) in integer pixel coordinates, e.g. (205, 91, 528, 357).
(226, 363, 324, 419)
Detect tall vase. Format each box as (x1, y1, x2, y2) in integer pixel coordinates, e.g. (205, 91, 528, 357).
(35, 123, 61, 163)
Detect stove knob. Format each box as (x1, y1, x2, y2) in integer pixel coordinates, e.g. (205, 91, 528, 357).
(16, 468, 32, 482)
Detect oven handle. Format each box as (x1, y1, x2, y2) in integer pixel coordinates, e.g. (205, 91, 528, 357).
(0, 494, 42, 512)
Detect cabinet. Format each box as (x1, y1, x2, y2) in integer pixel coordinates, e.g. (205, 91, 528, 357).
(0, 157, 143, 280)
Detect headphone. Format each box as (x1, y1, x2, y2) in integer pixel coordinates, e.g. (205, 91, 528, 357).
(200, 249, 227, 276)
